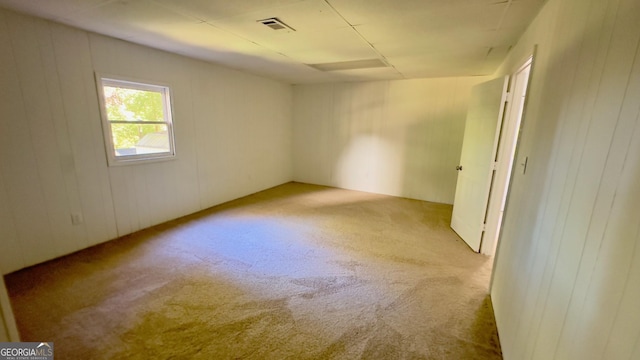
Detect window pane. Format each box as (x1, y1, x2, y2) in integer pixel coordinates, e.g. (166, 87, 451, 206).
(98, 77, 176, 165)
(103, 85, 164, 122)
(110, 123, 170, 156)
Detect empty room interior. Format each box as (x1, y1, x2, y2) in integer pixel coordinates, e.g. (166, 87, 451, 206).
(0, 0, 639, 359)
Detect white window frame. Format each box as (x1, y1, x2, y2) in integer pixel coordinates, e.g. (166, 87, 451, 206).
(95, 74, 176, 166)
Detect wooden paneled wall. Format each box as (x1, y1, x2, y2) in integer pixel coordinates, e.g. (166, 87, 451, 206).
(491, 0, 640, 358)
(292, 77, 487, 204)
(0, 9, 292, 274)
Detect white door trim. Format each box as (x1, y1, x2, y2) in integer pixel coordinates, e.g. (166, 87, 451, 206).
(482, 52, 536, 257)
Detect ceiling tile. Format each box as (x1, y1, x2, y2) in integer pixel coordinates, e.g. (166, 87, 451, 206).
(274, 28, 380, 63)
(389, 48, 490, 76)
(0, 0, 546, 83)
(397, 59, 486, 78)
(286, 47, 380, 64)
(329, 67, 405, 82)
(400, 68, 483, 79)
(144, 22, 261, 53)
(328, 0, 506, 27)
(490, 27, 524, 47)
(211, 0, 349, 37)
(251, 27, 371, 53)
(0, 0, 111, 21)
(66, 0, 201, 36)
(500, 0, 545, 29)
(151, 0, 305, 22)
(480, 45, 512, 73)
(209, 1, 378, 65)
(369, 30, 497, 58)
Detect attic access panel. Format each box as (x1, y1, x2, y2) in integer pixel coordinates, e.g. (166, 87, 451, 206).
(307, 59, 388, 72)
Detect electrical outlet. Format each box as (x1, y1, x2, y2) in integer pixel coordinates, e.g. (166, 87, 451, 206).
(71, 212, 84, 225)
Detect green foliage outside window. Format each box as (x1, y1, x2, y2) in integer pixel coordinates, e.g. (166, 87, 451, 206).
(103, 86, 166, 150)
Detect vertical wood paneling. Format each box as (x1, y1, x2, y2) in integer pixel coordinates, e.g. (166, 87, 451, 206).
(633, 323, 640, 359)
(514, 1, 614, 356)
(51, 24, 118, 247)
(532, 0, 633, 356)
(107, 166, 134, 236)
(292, 76, 486, 204)
(35, 20, 89, 252)
(0, 11, 56, 267)
(190, 64, 292, 209)
(190, 64, 217, 208)
(491, 3, 581, 351)
(600, 111, 640, 360)
(332, 82, 388, 194)
(0, 12, 26, 274)
(557, 1, 640, 358)
(89, 34, 204, 233)
(488, 3, 562, 346)
(0, 9, 292, 274)
(292, 84, 335, 185)
(165, 61, 202, 219)
(7, 14, 83, 258)
(0, 171, 22, 274)
(490, 0, 640, 358)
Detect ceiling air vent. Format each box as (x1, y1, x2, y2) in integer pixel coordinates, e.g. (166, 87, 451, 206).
(257, 17, 295, 31)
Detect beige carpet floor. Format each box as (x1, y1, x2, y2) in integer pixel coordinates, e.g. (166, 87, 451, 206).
(5, 182, 502, 359)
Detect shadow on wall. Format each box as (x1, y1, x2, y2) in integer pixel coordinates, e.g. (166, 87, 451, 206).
(400, 110, 466, 203)
(330, 83, 392, 193)
(293, 79, 476, 205)
(335, 134, 402, 195)
(332, 95, 466, 204)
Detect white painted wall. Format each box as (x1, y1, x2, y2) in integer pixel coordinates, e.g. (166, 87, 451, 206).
(0, 9, 292, 275)
(293, 77, 487, 204)
(490, 0, 640, 358)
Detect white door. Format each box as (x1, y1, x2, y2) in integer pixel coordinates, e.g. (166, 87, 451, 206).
(451, 76, 509, 252)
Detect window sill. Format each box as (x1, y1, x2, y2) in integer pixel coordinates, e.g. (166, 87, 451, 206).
(107, 154, 177, 167)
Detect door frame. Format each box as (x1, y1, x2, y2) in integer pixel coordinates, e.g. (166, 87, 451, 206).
(480, 54, 535, 256)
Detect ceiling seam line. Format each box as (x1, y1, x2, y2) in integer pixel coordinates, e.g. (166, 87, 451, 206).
(148, 0, 297, 62)
(322, 0, 405, 78)
(199, 22, 297, 61)
(486, 0, 514, 60)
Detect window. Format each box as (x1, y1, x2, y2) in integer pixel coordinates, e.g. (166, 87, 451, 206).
(96, 75, 176, 165)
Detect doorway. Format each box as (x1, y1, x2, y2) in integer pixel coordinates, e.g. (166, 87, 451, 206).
(451, 54, 534, 256)
(481, 56, 533, 256)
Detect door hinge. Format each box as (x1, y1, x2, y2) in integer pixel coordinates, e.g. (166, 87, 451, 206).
(505, 91, 513, 103)
(493, 161, 498, 170)
(481, 223, 487, 232)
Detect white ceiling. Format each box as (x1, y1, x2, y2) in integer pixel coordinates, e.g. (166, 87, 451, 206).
(0, 0, 545, 84)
